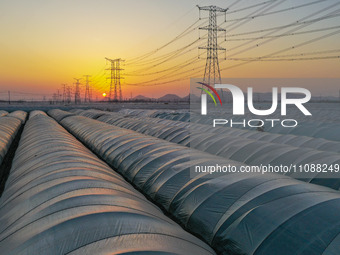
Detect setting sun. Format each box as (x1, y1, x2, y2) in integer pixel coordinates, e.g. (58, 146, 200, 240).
(102, 93, 107, 97)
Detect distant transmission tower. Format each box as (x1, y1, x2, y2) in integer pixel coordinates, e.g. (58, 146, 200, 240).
(57, 89, 61, 103)
(84, 75, 91, 103)
(198, 5, 227, 86)
(74, 78, 81, 104)
(66, 86, 72, 103)
(105, 57, 125, 101)
(62, 84, 67, 103)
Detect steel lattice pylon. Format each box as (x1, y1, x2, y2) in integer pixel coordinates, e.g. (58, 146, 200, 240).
(198, 5, 227, 86)
(106, 57, 124, 101)
(84, 75, 91, 103)
(74, 78, 81, 104)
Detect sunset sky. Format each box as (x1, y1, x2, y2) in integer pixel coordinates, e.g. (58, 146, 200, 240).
(0, 0, 339, 101)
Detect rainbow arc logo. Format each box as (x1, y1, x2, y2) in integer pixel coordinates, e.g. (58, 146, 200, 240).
(197, 82, 223, 106)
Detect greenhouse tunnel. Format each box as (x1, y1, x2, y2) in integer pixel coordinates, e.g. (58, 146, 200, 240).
(55, 109, 340, 190)
(0, 113, 215, 255)
(0, 111, 27, 194)
(117, 108, 340, 142)
(67, 109, 340, 153)
(48, 110, 340, 255)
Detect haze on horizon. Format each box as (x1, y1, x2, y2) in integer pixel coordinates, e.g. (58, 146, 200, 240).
(0, 0, 340, 101)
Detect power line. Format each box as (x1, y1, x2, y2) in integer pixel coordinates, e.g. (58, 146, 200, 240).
(126, 39, 205, 76)
(264, 48, 340, 58)
(126, 38, 202, 69)
(61, 1, 340, 91)
(126, 19, 204, 64)
(226, 0, 280, 14)
(125, 2, 208, 63)
(220, 28, 340, 71)
(125, 52, 204, 77)
(227, 55, 340, 61)
(220, 25, 340, 41)
(222, 0, 289, 34)
(223, 0, 330, 23)
(224, 6, 340, 58)
(123, 2, 340, 88)
(126, 57, 202, 86)
(226, 13, 340, 38)
(226, 0, 244, 10)
(228, 48, 340, 60)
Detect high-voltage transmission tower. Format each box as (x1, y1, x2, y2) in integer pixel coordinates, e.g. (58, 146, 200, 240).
(66, 85, 72, 103)
(62, 84, 67, 103)
(198, 5, 228, 86)
(74, 78, 81, 104)
(84, 75, 91, 103)
(105, 57, 125, 101)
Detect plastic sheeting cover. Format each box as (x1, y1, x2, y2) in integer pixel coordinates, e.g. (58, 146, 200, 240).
(0, 111, 8, 117)
(0, 116, 21, 165)
(7, 110, 27, 123)
(29, 110, 47, 119)
(0, 114, 215, 255)
(56, 115, 340, 255)
(77, 109, 108, 119)
(48, 109, 76, 122)
(85, 111, 340, 190)
(95, 111, 340, 154)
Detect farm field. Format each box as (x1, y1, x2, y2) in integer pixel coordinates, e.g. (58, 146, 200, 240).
(0, 103, 340, 254)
